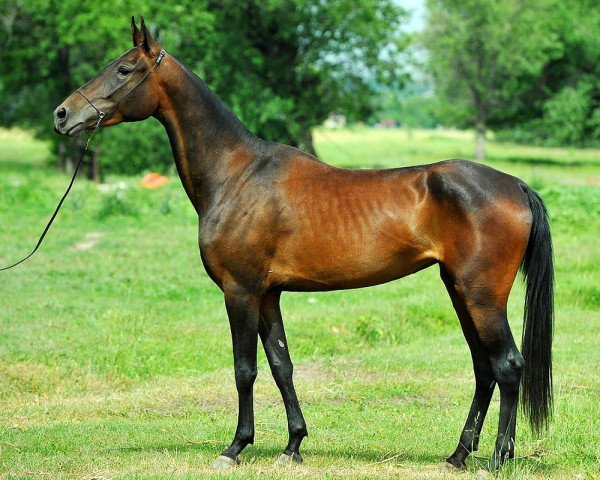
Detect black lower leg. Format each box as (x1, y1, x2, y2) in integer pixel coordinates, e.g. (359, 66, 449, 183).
(259, 292, 308, 458)
(221, 362, 258, 459)
(490, 346, 523, 469)
(441, 269, 496, 470)
(447, 353, 495, 469)
(221, 292, 260, 460)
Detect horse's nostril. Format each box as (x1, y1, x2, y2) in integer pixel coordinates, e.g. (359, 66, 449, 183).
(57, 107, 67, 120)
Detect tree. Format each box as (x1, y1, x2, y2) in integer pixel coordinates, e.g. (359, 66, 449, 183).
(500, 0, 600, 147)
(0, 0, 409, 174)
(423, 0, 561, 160)
(200, 0, 409, 155)
(0, 0, 213, 176)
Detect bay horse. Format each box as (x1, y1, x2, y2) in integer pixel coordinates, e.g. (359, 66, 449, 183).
(53, 18, 553, 471)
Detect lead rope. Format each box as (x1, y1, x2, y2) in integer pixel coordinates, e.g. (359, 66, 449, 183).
(0, 49, 166, 271)
(0, 114, 103, 271)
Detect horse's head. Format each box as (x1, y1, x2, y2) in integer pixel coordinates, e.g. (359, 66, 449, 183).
(54, 17, 164, 136)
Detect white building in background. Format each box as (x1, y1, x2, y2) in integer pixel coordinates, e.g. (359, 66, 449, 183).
(324, 113, 347, 129)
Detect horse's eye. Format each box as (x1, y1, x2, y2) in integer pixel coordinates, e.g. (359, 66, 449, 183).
(117, 66, 131, 76)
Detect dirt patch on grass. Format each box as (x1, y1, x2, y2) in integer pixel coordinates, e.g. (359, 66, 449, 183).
(294, 362, 333, 382)
(69, 232, 104, 251)
(0, 361, 67, 398)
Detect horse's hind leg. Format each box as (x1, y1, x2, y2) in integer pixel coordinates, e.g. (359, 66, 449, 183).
(442, 268, 524, 470)
(442, 268, 496, 470)
(258, 291, 308, 464)
(488, 324, 523, 470)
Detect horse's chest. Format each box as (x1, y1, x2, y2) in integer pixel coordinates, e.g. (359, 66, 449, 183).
(198, 212, 275, 289)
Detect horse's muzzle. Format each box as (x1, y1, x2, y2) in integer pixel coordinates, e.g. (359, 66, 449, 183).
(53, 104, 69, 135)
(53, 104, 85, 136)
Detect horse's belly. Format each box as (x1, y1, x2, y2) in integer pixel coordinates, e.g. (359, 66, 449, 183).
(270, 238, 435, 291)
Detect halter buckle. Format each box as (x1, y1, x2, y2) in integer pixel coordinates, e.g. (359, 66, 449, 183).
(156, 49, 166, 65)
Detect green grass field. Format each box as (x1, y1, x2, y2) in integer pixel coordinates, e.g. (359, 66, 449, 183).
(0, 127, 599, 479)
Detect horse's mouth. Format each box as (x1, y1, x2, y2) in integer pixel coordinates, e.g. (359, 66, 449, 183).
(65, 122, 85, 136)
(54, 120, 86, 136)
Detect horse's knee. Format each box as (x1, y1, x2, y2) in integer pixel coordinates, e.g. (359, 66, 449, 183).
(234, 364, 258, 391)
(493, 350, 524, 392)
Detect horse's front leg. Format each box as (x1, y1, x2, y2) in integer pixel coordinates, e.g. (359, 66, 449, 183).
(212, 289, 260, 469)
(259, 291, 308, 465)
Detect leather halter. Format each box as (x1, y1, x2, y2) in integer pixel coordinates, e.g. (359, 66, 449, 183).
(76, 48, 166, 128)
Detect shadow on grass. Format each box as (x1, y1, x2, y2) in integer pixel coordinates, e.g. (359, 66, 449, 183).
(250, 444, 444, 465)
(110, 441, 450, 466)
(107, 441, 554, 474)
(488, 156, 592, 168)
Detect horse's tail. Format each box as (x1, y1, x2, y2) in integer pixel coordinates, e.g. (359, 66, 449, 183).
(519, 183, 554, 434)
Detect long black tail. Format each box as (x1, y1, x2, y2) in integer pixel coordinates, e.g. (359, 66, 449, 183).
(519, 183, 554, 434)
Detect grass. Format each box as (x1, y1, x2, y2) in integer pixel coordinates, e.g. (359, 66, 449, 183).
(0, 127, 599, 479)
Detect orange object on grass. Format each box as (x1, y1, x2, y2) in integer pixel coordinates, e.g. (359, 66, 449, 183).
(140, 172, 170, 188)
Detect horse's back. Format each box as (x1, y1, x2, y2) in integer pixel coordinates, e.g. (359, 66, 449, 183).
(268, 155, 532, 292)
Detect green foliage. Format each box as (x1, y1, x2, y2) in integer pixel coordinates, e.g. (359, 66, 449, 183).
(542, 84, 592, 145)
(0, 0, 408, 172)
(538, 1, 600, 146)
(423, 0, 561, 129)
(424, 0, 600, 148)
(0, 0, 134, 133)
(99, 118, 173, 174)
(96, 189, 140, 219)
(354, 316, 387, 344)
(500, 2, 600, 147)
(537, 184, 600, 235)
(190, 0, 409, 152)
(370, 86, 439, 128)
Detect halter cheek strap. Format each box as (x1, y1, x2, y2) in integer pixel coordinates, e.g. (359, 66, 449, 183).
(77, 48, 167, 128)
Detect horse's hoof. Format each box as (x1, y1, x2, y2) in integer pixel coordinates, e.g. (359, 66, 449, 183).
(275, 452, 303, 466)
(212, 455, 239, 469)
(444, 458, 466, 471)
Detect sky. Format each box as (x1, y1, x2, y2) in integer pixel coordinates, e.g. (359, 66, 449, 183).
(401, 0, 426, 33)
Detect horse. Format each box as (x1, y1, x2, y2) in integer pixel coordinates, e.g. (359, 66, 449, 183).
(53, 17, 554, 471)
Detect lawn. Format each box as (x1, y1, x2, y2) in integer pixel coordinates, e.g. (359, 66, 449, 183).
(0, 127, 599, 479)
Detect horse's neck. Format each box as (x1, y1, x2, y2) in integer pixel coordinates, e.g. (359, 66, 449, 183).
(154, 57, 257, 213)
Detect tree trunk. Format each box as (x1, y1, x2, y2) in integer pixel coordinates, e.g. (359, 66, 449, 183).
(58, 141, 67, 171)
(63, 139, 79, 175)
(475, 117, 486, 161)
(88, 147, 101, 182)
(298, 128, 317, 157)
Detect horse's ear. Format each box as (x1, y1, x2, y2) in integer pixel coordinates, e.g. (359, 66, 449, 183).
(131, 16, 143, 47)
(140, 16, 160, 53)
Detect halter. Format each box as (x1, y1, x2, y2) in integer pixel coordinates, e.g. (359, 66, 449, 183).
(76, 48, 166, 128)
(0, 49, 167, 272)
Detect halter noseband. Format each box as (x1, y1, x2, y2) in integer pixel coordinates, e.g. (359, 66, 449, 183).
(76, 48, 167, 130)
